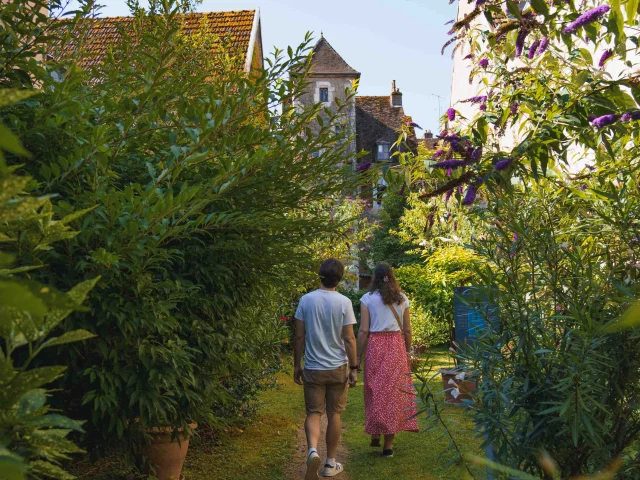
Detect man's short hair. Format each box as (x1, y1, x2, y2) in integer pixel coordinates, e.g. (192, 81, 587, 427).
(319, 258, 344, 288)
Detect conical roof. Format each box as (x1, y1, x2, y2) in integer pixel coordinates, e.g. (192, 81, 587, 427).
(309, 36, 360, 77)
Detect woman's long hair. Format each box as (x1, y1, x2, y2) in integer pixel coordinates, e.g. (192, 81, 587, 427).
(369, 262, 404, 305)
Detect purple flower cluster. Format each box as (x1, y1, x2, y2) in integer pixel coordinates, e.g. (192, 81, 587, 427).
(516, 28, 529, 56)
(445, 189, 454, 202)
(462, 95, 488, 104)
(537, 37, 549, 55)
(447, 108, 456, 121)
(479, 103, 487, 111)
(563, 5, 611, 34)
(622, 111, 640, 122)
(463, 53, 474, 60)
(356, 162, 372, 172)
(471, 147, 482, 162)
(479, 58, 489, 69)
(495, 158, 513, 171)
(476, 0, 487, 5)
(598, 49, 613, 68)
(590, 114, 620, 128)
(462, 184, 477, 206)
(433, 149, 445, 158)
(510, 103, 518, 115)
(528, 39, 541, 59)
(433, 159, 467, 170)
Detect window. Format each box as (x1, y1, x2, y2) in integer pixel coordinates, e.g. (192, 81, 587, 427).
(319, 87, 329, 103)
(376, 143, 390, 161)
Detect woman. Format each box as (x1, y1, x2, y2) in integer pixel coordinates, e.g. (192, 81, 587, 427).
(356, 263, 419, 457)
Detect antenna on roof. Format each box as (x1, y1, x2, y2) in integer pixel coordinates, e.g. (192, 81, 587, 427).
(320, 31, 324, 38)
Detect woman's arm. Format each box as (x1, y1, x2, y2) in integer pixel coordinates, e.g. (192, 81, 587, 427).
(403, 307, 412, 353)
(357, 304, 371, 368)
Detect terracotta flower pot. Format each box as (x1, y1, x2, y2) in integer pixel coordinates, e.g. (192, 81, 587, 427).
(143, 423, 197, 480)
(440, 369, 477, 405)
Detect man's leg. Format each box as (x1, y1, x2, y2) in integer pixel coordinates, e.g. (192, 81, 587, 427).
(319, 366, 348, 477)
(326, 412, 342, 459)
(305, 413, 322, 451)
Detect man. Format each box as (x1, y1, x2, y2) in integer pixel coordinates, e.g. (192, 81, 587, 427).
(294, 258, 358, 480)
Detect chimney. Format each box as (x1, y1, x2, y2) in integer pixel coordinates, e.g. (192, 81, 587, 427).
(425, 130, 433, 139)
(390, 80, 403, 108)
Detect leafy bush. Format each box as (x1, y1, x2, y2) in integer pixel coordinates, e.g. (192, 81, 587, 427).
(396, 245, 479, 348)
(459, 181, 640, 477)
(1, 0, 365, 453)
(0, 89, 97, 480)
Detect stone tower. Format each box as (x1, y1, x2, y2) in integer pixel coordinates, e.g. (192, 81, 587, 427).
(294, 35, 361, 163)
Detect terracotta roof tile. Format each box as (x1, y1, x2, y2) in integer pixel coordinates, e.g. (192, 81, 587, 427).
(57, 10, 257, 70)
(356, 96, 417, 162)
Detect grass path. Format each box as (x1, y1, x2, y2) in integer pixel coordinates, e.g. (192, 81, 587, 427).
(185, 348, 484, 480)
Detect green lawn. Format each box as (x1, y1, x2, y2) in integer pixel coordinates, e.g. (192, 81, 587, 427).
(341, 348, 484, 480)
(72, 351, 484, 479)
(183, 369, 305, 480)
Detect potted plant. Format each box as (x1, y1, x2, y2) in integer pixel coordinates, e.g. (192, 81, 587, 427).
(439, 368, 477, 405)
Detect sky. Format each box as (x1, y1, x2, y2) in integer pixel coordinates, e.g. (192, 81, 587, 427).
(66, 0, 457, 134)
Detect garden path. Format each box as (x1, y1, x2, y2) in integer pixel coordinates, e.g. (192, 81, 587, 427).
(284, 414, 352, 480)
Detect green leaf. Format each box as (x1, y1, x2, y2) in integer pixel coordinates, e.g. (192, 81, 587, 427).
(43, 277, 100, 333)
(605, 303, 640, 332)
(28, 414, 85, 432)
(0, 454, 26, 480)
(626, 0, 640, 25)
(16, 389, 47, 417)
(40, 330, 96, 350)
(506, 1, 522, 19)
(0, 89, 38, 109)
(0, 281, 48, 326)
(0, 124, 31, 158)
(529, 0, 549, 16)
(0, 367, 66, 407)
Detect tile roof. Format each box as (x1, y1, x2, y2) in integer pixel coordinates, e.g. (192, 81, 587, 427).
(57, 10, 258, 71)
(356, 95, 417, 162)
(309, 36, 360, 76)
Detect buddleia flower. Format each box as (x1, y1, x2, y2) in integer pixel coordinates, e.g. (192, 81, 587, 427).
(537, 36, 549, 54)
(478, 58, 489, 68)
(433, 159, 467, 170)
(516, 28, 529, 56)
(462, 184, 477, 206)
(598, 49, 613, 68)
(528, 39, 540, 59)
(590, 114, 620, 128)
(510, 103, 518, 115)
(622, 111, 640, 122)
(563, 5, 611, 35)
(447, 108, 456, 121)
(495, 158, 513, 171)
(479, 103, 487, 111)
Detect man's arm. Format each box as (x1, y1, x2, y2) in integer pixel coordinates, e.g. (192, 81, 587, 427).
(342, 324, 358, 387)
(294, 319, 305, 385)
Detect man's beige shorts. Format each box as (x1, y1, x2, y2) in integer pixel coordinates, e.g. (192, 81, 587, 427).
(303, 365, 349, 415)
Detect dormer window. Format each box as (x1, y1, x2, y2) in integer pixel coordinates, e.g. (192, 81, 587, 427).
(376, 142, 390, 161)
(319, 88, 329, 103)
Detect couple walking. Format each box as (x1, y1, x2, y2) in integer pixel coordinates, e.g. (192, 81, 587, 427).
(293, 258, 418, 479)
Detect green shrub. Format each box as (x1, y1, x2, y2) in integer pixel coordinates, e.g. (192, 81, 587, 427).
(1, 0, 365, 451)
(0, 88, 97, 480)
(396, 245, 479, 348)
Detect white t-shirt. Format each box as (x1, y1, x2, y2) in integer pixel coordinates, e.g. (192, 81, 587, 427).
(294, 289, 357, 370)
(360, 291, 410, 332)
